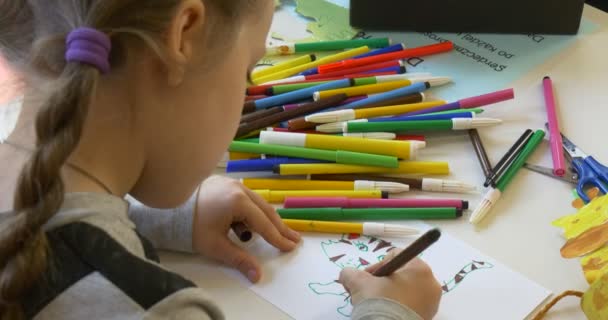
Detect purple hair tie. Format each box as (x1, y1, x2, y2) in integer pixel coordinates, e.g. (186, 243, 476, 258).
(65, 27, 111, 74)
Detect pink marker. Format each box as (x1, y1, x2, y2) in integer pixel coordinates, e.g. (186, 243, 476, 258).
(283, 197, 468, 210)
(543, 76, 566, 176)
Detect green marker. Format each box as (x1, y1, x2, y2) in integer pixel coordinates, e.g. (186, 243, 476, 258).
(345, 118, 502, 133)
(229, 141, 399, 168)
(266, 38, 391, 56)
(277, 207, 463, 220)
(469, 129, 546, 225)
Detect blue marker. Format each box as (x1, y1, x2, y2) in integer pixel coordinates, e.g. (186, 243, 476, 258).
(335, 82, 430, 111)
(370, 111, 475, 122)
(298, 44, 406, 76)
(360, 66, 406, 75)
(226, 157, 327, 173)
(254, 79, 353, 110)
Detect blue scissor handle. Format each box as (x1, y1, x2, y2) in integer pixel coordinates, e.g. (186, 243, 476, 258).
(573, 157, 608, 203)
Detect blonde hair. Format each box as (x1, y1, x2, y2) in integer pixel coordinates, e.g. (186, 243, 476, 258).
(0, 0, 254, 318)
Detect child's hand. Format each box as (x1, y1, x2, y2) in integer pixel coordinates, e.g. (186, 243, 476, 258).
(339, 253, 442, 320)
(192, 175, 301, 283)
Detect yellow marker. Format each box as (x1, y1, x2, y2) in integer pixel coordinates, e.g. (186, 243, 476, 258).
(274, 161, 450, 176)
(307, 101, 447, 124)
(252, 46, 371, 84)
(282, 219, 419, 237)
(314, 80, 416, 100)
(252, 189, 385, 203)
(251, 54, 316, 79)
(259, 130, 424, 159)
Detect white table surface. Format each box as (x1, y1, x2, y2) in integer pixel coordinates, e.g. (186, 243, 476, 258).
(162, 5, 608, 320)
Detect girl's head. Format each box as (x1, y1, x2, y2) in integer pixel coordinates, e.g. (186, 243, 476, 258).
(0, 0, 273, 317)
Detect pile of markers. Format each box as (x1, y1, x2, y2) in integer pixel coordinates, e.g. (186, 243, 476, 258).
(223, 38, 525, 237)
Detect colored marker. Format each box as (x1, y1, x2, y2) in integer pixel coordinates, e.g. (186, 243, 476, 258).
(268, 72, 422, 96)
(308, 100, 447, 124)
(287, 93, 425, 131)
(388, 88, 515, 119)
(309, 174, 476, 193)
(318, 42, 454, 74)
(237, 94, 348, 138)
(344, 118, 502, 133)
(330, 82, 432, 112)
(282, 61, 405, 84)
(252, 54, 316, 79)
(266, 128, 397, 140)
(372, 228, 441, 276)
(229, 141, 399, 168)
(543, 76, 566, 176)
(241, 179, 410, 193)
(282, 219, 419, 237)
(274, 161, 450, 176)
(283, 197, 468, 209)
(265, 38, 390, 56)
(240, 107, 283, 124)
(253, 46, 371, 84)
(254, 189, 388, 203)
(468, 129, 493, 179)
(470, 129, 545, 225)
(226, 157, 327, 173)
(250, 79, 352, 110)
(484, 129, 534, 187)
(369, 111, 476, 123)
(277, 207, 463, 220)
(313, 77, 451, 101)
(259, 131, 423, 159)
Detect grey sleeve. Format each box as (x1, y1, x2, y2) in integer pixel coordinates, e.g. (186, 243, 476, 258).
(352, 298, 424, 320)
(144, 288, 224, 320)
(125, 192, 196, 253)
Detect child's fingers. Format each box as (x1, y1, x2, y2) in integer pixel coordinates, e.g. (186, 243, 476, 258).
(238, 197, 298, 252)
(214, 237, 262, 283)
(241, 186, 301, 243)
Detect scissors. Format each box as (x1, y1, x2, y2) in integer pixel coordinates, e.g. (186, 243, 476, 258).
(524, 133, 608, 203)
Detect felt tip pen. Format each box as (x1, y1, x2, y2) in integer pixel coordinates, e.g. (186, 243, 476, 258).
(259, 131, 424, 159)
(253, 46, 371, 84)
(331, 82, 432, 112)
(283, 197, 469, 209)
(468, 129, 493, 179)
(277, 207, 463, 221)
(307, 100, 446, 124)
(318, 42, 454, 74)
(251, 54, 316, 79)
(226, 157, 328, 173)
(281, 219, 419, 237)
(265, 38, 391, 56)
(372, 228, 441, 276)
(344, 118, 503, 133)
(252, 79, 353, 110)
(241, 179, 410, 193)
(543, 76, 566, 176)
(469, 129, 545, 225)
(309, 175, 476, 194)
(273, 161, 450, 176)
(313, 77, 451, 101)
(265, 128, 398, 140)
(386, 88, 515, 119)
(483, 129, 534, 187)
(369, 111, 476, 123)
(253, 189, 388, 203)
(229, 141, 400, 168)
(286, 93, 425, 131)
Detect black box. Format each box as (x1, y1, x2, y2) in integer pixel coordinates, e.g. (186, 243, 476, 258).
(350, 0, 585, 35)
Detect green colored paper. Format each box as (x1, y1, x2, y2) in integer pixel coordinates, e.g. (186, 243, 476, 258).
(294, 0, 359, 41)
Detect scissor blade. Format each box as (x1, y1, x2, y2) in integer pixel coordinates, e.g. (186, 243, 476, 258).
(523, 163, 578, 184)
(560, 133, 588, 159)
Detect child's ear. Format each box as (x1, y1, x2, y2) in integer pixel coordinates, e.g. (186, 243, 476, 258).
(165, 0, 205, 86)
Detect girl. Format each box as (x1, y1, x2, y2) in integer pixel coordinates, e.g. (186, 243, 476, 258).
(0, 1, 442, 319)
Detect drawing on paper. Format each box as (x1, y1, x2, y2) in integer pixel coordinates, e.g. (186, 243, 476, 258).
(308, 234, 496, 317)
(441, 260, 494, 293)
(308, 234, 396, 317)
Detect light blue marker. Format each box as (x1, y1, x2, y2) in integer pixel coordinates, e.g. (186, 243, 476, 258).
(254, 79, 353, 110)
(334, 82, 430, 111)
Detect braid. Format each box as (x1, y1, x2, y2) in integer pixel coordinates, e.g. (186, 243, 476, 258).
(0, 65, 98, 319)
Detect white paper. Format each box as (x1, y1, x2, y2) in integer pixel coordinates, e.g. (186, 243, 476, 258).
(224, 223, 551, 320)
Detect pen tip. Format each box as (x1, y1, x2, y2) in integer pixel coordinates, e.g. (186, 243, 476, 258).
(462, 201, 469, 210)
(381, 191, 389, 199)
